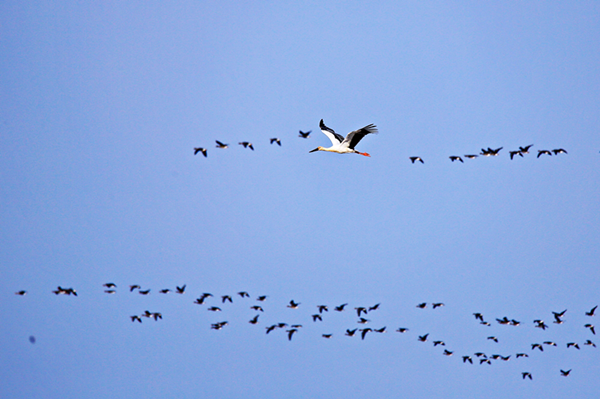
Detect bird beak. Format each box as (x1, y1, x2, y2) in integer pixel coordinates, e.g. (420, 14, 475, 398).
(309, 148, 319, 153)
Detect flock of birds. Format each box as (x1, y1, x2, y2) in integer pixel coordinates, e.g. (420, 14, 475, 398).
(193, 119, 570, 163)
(14, 284, 597, 381)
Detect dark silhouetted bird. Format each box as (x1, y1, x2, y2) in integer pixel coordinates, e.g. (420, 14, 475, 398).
(257, 295, 268, 302)
(239, 142, 254, 150)
(418, 334, 429, 342)
(139, 289, 150, 295)
(510, 150, 523, 160)
(537, 150, 552, 158)
(129, 285, 140, 292)
(103, 283, 116, 288)
(360, 328, 372, 340)
(249, 315, 259, 325)
(519, 145, 533, 154)
(416, 303, 427, 309)
(286, 329, 298, 341)
(449, 156, 463, 163)
(159, 289, 171, 294)
(222, 295, 233, 303)
(215, 140, 228, 149)
(287, 300, 300, 309)
(443, 350, 453, 356)
(532, 343, 543, 351)
(396, 328, 409, 333)
(586, 306, 597, 316)
(238, 291, 250, 298)
(270, 138, 281, 146)
(522, 372, 532, 380)
(355, 307, 367, 316)
(334, 303, 348, 312)
(312, 314, 323, 322)
(131, 315, 142, 323)
(552, 148, 567, 155)
(464, 154, 478, 159)
(15, 290, 27, 296)
(176, 285, 186, 294)
(432, 303, 444, 309)
(298, 130, 311, 138)
(567, 342, 580, 350)
(194, 148, 207, 157)
(345, 329, 357, 337)
(410, 156, 424, 164)
(488, 336, 498, 343)
(322, 334, 333, 339)
(369, 303, 380, 311)
(250, 305, 264, 312)
(560, 369, 572, 377)
(463, 356, 473, 364)
(317, 305, 328, 313)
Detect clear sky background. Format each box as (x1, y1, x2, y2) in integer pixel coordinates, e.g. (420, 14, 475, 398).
(2, 1, 599, 398)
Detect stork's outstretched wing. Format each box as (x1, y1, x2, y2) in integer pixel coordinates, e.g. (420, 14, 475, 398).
(319, 119, 345, 146)
(342, 124, 378, 150)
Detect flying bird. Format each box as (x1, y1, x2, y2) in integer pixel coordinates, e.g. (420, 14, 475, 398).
(463, 356, 473, 364)
(360, 328, 372, 340)
(345, 329, 357, 337)
(537, 150, 552, 158)
(481, 147, 503, 156)
(488, 336, 499, 343)
(449, 156, 463, 163)
(432, 303, 445, 309)
(287, 300, 300, 309)
(239, 142, 254, 150)
(317, 305, 329, 313)
(194, 147, 207, 157)
(238, 291, 250, 298)
(522, 372, 533, 380)
(222, 295, 233, 303)
(15, 290, 27, 296)
(249, 315, 259, 325)
(103, 283, 116, 288)
(298, 130, 311, 138)
(369, 303, 381, 311)
(286, 329, 298, 341)
(410, 156, 424, 164)
(509, 150, 523, 160)
(585, 324, 595, 335)
(309, 119, 378, 157)
(418, 334, 429, 342)
(552, 148, 567, 155)
(176, 285, 186, 294)
(312, 314, 323, 322)
(560, 369, 572, 377)
(334, 303, 348, 312)
(129, 285, 140, 292)
(566, 342, 580, 350)
(396, 328, 409, 333)
(519, 145, 533, 153)
(322, 334, 333, 339)
(585, 306, 597, 316)
(215, 141, 228, 149)
(416, 303, 427, 309)
(159, 289, 171, 294)
(270, 138, 281, 146)
(464, 154, 478, 159)
(532, 343, 544, 351)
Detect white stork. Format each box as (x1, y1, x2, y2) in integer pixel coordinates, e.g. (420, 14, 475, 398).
(309, 119, 378, 157)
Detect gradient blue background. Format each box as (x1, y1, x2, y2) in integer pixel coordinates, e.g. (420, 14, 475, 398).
(2, 1, 599, 398)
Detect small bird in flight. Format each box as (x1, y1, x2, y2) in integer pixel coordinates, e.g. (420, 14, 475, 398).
(239, 142, 254, 150)
(194, 148, 207, 157)
(215, 140, 229, 149)
(270, 138, 281, 146)
(410, 156, 424, 164)
(298, 130, 311, 138)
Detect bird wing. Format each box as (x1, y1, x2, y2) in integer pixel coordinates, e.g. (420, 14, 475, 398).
(342, 124, 378, 150)
(319, 119, 345, 146)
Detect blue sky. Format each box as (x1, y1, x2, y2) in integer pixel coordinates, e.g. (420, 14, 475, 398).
(2, 1, 599, 398)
